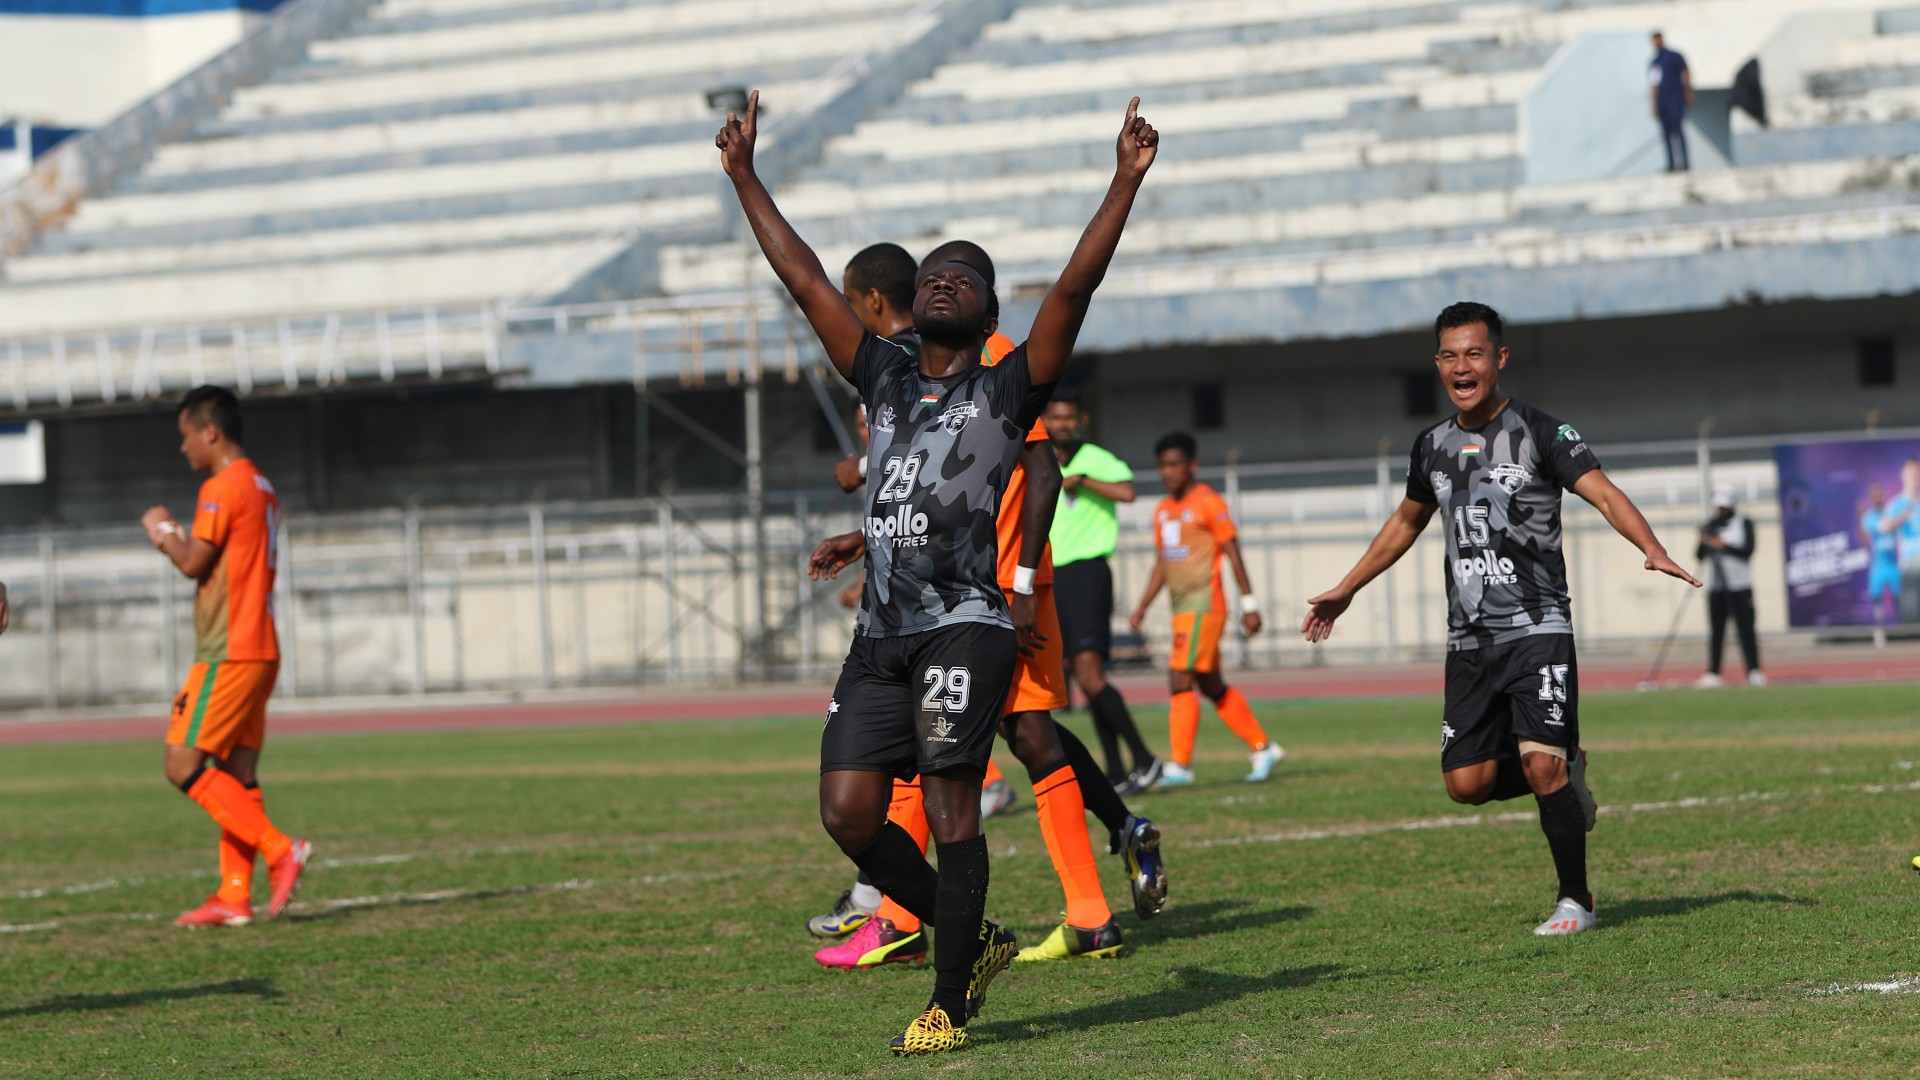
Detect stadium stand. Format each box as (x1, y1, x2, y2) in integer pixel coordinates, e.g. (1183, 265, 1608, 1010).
(648, 0, 1920, 350)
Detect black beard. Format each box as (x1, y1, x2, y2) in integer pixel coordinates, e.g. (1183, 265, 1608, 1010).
(913, 308, 985, 348)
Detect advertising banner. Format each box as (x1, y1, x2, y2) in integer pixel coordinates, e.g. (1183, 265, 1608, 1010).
(1774, 437, 1920, 627)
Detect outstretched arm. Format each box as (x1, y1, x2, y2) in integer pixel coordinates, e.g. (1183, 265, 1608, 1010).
(1300, 498, 1435, 642)
(1569, 470, 1702, 587)
(716, 91, 865, 375)
(1026, 98, 1159, 386)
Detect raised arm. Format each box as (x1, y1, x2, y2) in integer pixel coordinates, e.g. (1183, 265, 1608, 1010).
(1569, 470, 1702, 587)
(1026, 98, 1159, 386)
(1300, 498, 1436, 642)
(716, 91, 865, 375)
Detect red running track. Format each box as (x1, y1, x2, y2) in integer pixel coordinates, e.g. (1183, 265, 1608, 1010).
(1, 646, 1915, 746)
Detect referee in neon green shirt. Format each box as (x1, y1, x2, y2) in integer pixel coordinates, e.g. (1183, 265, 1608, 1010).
(1046, 389, 1161, 792)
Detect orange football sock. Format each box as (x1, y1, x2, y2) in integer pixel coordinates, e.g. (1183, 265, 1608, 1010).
(880, 778, 928, 933)
(1169, 691, 1201, 766)
(187, 768, 291, 865)
(1031, 764, 1111, 929)
(215, 784, 264, 907)
(1215, 687, 1270, 750)
(984, 758, 1005, 786)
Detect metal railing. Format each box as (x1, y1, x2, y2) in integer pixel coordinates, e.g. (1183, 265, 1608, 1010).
(0, 420, 1882, 709)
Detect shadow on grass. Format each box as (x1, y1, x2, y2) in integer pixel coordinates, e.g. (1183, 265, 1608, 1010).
(0, 977, 281, 1019)
(1120, 899, 1314, 952)
(1604, 889, 1814, 929)
(983, 964, 1355, 1044)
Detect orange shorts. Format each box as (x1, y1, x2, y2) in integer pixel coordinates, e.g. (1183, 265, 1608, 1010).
(1004, 585, 1068, 715)
(1169, 610, 1226, 673)
(167, 661, 278, 758)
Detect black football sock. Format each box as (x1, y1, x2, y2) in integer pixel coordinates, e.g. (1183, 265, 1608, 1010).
(1086, 705, 1128, 781)
(1090, 685, 1155, 772)
(1536, 785, 1590, 905)
(1490, 756, 1532, 801)
(1052, 721, 1130, 852)
(846, 821, 938, 924)
(931, 834, 989, 1022)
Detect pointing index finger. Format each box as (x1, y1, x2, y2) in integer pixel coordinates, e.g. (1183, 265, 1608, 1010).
(747, 89, 759, 129)
(1125, 96, 1139, 123)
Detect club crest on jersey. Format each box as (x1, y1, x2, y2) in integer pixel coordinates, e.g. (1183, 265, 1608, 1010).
(938, 401, 978, 433)
(1489, 463, 1532, 494)
(1556, 424, 1581, 443)
(872, 405, 896, 433)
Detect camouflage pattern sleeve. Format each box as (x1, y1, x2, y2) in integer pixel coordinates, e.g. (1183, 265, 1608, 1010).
(1535, 412, 1602, 491)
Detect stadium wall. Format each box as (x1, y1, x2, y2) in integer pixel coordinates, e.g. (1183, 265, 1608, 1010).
(0, 0, 283, 130)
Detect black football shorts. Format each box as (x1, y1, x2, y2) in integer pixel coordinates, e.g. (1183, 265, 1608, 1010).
(1440, 633, 1579, 771)
(821, 622, 1017, 779)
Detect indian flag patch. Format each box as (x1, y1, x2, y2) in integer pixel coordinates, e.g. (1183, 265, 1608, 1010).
(1460, 445, 1484, 458)
(918, 393, 941, 406)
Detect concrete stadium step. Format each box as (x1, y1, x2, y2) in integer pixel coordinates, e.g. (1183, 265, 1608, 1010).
(0, 237, 636, 338)
(63, 137, 723, 233)
(5, 198, 715, 286)
(830, 75, 1531, 170)
(319, 0, 903, 70)
(663, 153, 1917, 296)
(224, 18, 884, 120)
(31, 172, 719, 255)
(143, 88, 808, 178)
(191, 59, 826, 139)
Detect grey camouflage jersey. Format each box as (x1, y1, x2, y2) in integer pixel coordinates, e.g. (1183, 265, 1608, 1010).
(851, 331, 1054, 638)
(1405, 399, 1601, 650)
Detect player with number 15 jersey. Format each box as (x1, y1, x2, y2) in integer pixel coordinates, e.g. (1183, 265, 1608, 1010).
(1302, 302, 1699, 939)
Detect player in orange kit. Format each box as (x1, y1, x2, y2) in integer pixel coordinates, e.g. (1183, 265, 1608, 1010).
(1129, 431, 1284, 786)
(141, 386, 310, 927)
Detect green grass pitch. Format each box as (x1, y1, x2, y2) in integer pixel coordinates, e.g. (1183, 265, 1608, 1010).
(2, 682, 1918, 1077)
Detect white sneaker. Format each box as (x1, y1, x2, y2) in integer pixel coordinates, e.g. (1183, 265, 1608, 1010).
(1694, 673, 1723, 689)
(1746, 670, 1767, 688)
(1155, 762, 1195, 787)
(1532, 897, 1596, 936)
(1246, 742, 1285, 782)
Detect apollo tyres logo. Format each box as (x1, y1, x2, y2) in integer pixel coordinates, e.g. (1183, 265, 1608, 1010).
(868, 453, 930, 547)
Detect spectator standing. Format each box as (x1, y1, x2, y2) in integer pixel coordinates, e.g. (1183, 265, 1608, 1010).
(1696, 486, 1764, 687)
(1649, 32, 1694, 172)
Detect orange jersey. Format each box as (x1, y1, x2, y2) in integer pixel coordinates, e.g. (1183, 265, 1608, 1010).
(1151, 482, 1235, 615)
(191, 459, 281, 663)
(982, 331, 1054, 589)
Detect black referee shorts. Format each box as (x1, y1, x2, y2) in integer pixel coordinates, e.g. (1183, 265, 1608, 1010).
(1053, 557, 1115, 659)
(821, 622, 1017, 779)
(1440, 633, 1579, 772)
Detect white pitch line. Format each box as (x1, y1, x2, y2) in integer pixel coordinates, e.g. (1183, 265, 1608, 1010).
(1813, 975, 1920, 996)
(1191, 781, 1912, 851)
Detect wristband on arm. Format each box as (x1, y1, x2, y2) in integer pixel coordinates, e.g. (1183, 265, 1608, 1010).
(1012, 566, 1036, 596)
